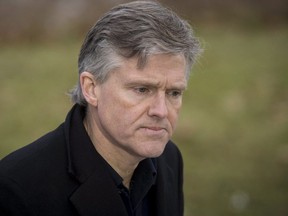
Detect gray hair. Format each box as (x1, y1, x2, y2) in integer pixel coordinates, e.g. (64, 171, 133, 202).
(70, 0, 201, 106)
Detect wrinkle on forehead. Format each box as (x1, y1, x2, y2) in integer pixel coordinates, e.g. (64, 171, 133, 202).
(118, 54, 187, 83)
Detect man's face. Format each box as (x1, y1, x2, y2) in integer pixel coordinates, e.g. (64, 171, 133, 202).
(91, 54, 187, 160)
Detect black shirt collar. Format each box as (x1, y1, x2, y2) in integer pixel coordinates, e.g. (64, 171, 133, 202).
(107, 157, 157, 189)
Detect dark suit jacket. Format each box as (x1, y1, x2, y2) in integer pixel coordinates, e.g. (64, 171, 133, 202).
(0, 105, 184, 216)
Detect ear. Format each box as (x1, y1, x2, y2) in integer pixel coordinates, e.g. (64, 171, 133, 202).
(80, 72, 99, 107)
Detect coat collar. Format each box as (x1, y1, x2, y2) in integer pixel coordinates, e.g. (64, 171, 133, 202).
(154, 153, 181, 216)
(64, 104, 128, 216)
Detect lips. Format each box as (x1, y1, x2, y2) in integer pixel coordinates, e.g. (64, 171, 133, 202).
(145, 126, 166, 131)
(139, 126, 168, 137)
(141, 124, 168, 131)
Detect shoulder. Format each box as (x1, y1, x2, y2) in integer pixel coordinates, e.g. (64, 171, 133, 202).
(0, 174, 35, 215)
(0, 123, 66, 183)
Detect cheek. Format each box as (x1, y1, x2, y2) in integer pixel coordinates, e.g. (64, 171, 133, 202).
(168, 107, 181, 131)
(98, 92, 140, 130)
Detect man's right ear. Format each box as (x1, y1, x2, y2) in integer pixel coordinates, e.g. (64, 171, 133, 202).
(80, 72, 99, 107)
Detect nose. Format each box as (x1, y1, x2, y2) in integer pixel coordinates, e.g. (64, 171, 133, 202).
(148, 92, 168, 119)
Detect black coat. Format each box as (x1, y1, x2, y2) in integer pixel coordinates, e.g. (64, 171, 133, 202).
(0, 105, 184, 216)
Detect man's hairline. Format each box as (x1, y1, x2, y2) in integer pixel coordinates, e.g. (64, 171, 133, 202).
(81, 53, 190, 84)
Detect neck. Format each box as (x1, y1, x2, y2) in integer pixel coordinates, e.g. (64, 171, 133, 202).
(94, 138, 138, 189)
(84, 108, 141, 189)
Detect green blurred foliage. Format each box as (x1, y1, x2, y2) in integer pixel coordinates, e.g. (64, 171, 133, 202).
(174, 25, 288, 215)
(0, 0, 287, 42)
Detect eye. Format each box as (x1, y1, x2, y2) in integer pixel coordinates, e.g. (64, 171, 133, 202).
(167, 90, 183, 98)
(134, 87, 150, 94)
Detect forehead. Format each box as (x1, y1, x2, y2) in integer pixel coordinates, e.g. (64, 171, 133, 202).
(112, 54, 187, 86)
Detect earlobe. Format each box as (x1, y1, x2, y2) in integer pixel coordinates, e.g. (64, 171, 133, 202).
(80, 72, 98, 107)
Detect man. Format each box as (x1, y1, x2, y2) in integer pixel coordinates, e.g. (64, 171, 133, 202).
(0, 1, 201, 215)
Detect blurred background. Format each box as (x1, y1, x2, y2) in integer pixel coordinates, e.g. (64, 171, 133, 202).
(0, 0, 287, 215)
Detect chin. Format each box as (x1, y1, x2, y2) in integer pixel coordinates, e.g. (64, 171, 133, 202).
(132, 139, 168, 159)
(141, 146, 166, 158)
(149, 151, 164, 158)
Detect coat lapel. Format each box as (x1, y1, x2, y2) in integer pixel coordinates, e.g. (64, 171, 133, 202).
(155, 157, 178, 216)
(64, 105, 128, 216)
(69, 170, 128, 216)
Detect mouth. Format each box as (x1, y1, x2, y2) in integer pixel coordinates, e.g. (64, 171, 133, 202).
(140, 126, 168, 136)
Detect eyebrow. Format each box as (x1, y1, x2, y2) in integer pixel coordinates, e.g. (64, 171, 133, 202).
(123, 78, 187, 90)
